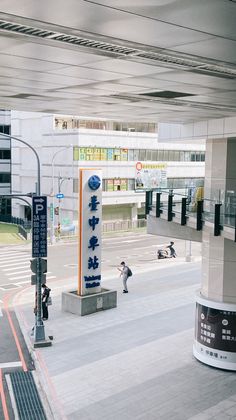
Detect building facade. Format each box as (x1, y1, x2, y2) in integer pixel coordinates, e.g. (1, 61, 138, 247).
(0, 110, 11, 221)
(10, 111, 205, 228)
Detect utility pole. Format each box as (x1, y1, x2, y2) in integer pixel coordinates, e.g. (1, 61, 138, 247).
(0, 133, 51, 347)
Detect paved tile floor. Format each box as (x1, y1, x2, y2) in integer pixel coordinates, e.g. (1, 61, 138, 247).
(16, 261, 236, 420)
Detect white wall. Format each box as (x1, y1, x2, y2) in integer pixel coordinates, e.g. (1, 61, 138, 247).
(11, 111, 205, 223)
(158, 116, 236, 142)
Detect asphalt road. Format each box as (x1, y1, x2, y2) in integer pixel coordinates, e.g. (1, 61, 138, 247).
(0, 232, 201, 300)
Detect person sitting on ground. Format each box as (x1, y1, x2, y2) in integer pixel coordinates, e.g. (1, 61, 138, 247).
(166, 241, 177, 258)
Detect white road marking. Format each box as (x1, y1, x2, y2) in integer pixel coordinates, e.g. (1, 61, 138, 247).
(0, 255, 29, 262)
(0, 260, 30, 268)
(8, 274, 31, 281)
(14, 273, 54, 285)
(3, 264, 29, 272)
(122, 240, 141, 243)
(0, 362, 22, 368)
(10, 271, 53, 281)
(6, 269, 31, 276)
(0, 251, 27, 256)
(0, 285, 20, 290)
(14, 280, 30, 285)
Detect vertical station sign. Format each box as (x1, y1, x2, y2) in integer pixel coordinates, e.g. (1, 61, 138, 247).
(32, 196, 47, 258)
(78, 169, 102, 296)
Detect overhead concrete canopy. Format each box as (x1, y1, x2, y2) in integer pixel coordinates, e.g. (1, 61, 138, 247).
(0, 1, 236, 123)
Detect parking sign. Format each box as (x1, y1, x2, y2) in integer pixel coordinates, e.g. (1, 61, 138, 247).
(32, 196, 47, 257)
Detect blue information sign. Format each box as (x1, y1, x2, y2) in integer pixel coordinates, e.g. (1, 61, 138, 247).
(32, 196, 47, 258)
(56, 193, 64, 199)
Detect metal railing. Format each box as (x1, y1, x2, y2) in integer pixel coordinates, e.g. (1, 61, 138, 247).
(146, 187, 236, 240)
(0, 215, 31, 229)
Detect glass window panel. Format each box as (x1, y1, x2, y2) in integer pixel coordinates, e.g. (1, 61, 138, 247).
(107, 179, 114, 191)
(128, 149, 134, 161)
(151, 150, 158, 161)
(196, 153, 201, 161)
(139, 149, 146, 160)
(190, 152, 196, 161)
(163, 150, 169, 161)
(121, 149, 128, 161)
(179, 151, 185, 161)
(146, 150, 152, 160)
(201, 152, 205, 162)
(107, 149, 114, 160)
(73, 146, 79, 161)
(120, 179, 128, 190)
(184, 151, 191, 161)
(157, 150, 164, 161)
(173, 151, 180, 161)
(0, 173, 10, 183)
(100, 148, 107, 160)
(128, 179, 135, 190)
(133, 150, 139, 161)
(168, 150, 174, 161)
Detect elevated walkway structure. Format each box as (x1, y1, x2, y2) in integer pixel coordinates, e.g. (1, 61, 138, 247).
(145, 137, 236, 371)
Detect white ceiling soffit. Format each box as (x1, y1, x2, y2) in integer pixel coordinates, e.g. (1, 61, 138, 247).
(1, 18, 236, 80)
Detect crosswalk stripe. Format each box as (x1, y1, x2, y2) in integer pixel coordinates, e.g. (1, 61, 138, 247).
(46, 276, 56, 280)
(9, 271, 53, 281)
(0, 251, 27, 256)
(8, 274, 31, 280)
(0, 255, 29, 262)
(3, 264, 29, 272)
(0, 260, 30, 268)
(6, 269, 31, 276)
(0, 362, 22, 368)
(14, 280, 30, 285)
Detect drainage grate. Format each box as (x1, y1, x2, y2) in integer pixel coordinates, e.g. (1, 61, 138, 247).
(9, 371, 47, 420)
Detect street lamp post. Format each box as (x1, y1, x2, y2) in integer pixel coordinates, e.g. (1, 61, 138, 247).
(0, 132, 47, 344)
(57, 175, 71, 236)
(50, 146, 72, 244)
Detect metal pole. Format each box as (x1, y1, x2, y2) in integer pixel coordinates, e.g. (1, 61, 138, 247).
(0, 132, 41, 195)
(51, 146, 72, 244)
(0, 132, 46, 343)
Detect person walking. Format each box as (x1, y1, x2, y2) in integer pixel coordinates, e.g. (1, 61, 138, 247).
(118, 261, 131, 293)
(166, 241, 177, 258)
(42, 283, 51, 320)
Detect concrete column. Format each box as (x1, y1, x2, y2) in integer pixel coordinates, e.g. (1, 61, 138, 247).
(131, 203, 138, 221)
(193, 137, 236, 370)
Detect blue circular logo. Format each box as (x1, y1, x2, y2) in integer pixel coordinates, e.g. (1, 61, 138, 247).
(88, 175, 101, 190)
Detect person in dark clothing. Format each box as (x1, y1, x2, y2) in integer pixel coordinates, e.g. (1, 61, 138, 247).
(166, 241, 177, 258)
(42, 283, 51, 320)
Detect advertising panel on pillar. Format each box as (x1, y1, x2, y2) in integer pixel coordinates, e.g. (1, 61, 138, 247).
(194, 293, 236, 370)
(78, 168, 102, 296)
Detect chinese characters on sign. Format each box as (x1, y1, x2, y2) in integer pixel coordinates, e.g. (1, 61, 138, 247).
(32, 196, 47, 258)
(135, 162, 167, 191)
(78, 169, 102, 295)
(195, 303, 236, 362)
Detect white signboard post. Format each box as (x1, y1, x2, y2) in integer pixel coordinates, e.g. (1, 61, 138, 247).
(78, 168, 102, 296)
